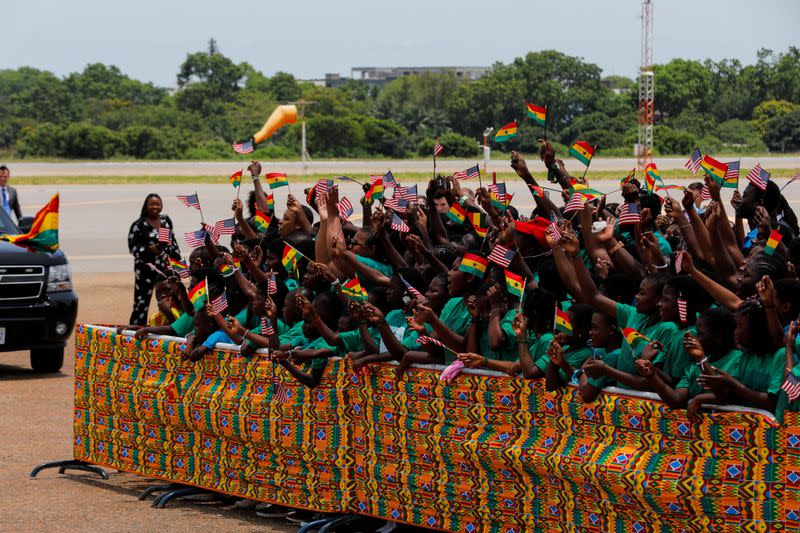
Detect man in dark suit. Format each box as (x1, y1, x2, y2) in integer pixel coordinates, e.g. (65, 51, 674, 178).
(0, 165, 22, 223)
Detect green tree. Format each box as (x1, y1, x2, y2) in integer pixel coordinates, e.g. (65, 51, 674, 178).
(59, 123, 125, 158)
(764, 110, 800, 152)
(752, 99, 797, 134)
(66, 63, 166, 105)
(652, 59, 714, 118)
(305, 115, 366, 157)
(15, 123, 63, 157)
(175, 40, 247, 116)
(7, 69, 79, 124)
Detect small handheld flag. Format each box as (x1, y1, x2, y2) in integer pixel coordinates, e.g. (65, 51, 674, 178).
(395, 185, 418, 201)
(185, 227, 208, 248)
(265, 172, 289, 189)
(563, 193, 585, 213)
(554, 307, 573, 335)
(337, 197, 354, 220)
(620, 168, 636, 188)
(188, 280, 208, 309)
(569, 141, 595, 166)
(433, 140, 444, 158)
(211, 291, 228, 314)
(253, 209, 271, 233)
(488, 244, 515, 268)
(212, 218, 236, 241)
(365, 179, 384, 203)
(157, 227, 172, 244)
(782, 372, 800, 402)
(447, 203, 467, 224)
(400, 275, 425, 302)
(622, 328, 649, 350)
(341, 277, 368, 302)
(505, 270, 524, 298)
(390, 213, 410, 233)
(229, 170, 243, 188)
(644, 163, 662, 193)
(467, 211, 488, 238)
(453, 165, 480, 181)
(722, 161, 740, 188)
(684, 148, 702, 174)
(700, 155, 728, 182)
(494, 120, 518, 142)
(678, 296, 688, 324)
(618, 203, 641, 225)
(282, 243, 300, 273)
(261, 316, 275, 336)
(267, 272, 278, 295)
(177, 194, 201, 210)
(745, 164, 771, 191)
(459, 253, 488, 278)
(526, 103, 547, 126)
(764, 229, 783, 256)
(168, 258, 190, 279)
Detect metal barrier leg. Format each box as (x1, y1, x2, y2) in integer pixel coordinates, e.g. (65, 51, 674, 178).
(297, 517, 337, 533)
(319, 515, 360, 533)
(153, 487, 212, 508)
(30, 460, 109, 479)
(138, 483, 183, 501)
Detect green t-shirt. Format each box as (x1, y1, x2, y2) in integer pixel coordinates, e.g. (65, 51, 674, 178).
(354, 255, 393, 288)
(478, 309, 518, 362)
(775, 365, 800, 423)
(676, 349, 742, 398)
(284, 278, 299, 291)
(279, 320, 307, 347)
(385, 309, 407, 329)
(338, 326, 380, 356)
(171, 313, 195, 337)
(528, 332, 555, 372)
(539, 345, 593, 382)
(738, 348, 786, 399)
(587, 347, 622, 389)
(614, 303, 679, 388)
(653, 326, 696, 385)
(439, 297, 472, 336)
(302, 335, 336, 352)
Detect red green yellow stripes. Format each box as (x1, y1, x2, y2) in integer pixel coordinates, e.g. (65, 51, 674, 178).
(0, 193, 59, 251)
(447, 203, 466, 224)
(494, 120, 518, 142)
(341, 278, 367, 301)
(459, 253, 488, 278)
(505, 270, 524, 298)
(569, 141, 595, 166)
(253, 209, 271, 232)
(554, 307, 573, 334)
(764, 229, 783, 256)
(700, 155, 728, 182)
(526, 103, 546, 126)
(188, 280, 207, 309)
(622, 327, 649, 350)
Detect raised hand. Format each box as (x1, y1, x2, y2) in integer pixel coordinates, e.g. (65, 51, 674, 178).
(295, 293, 314, 317)
(511, 150, 531, 178)
(511, 311, 527, 339)
(466, 295, 480, 318)
(232, 198, 244, 218)
(756, 275, 776, 308)
(683, 332, 705, 362)
(635, 358, 656, 378)
(248, 160, 261, 177)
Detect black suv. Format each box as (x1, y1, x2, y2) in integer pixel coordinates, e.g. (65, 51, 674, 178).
(0, 208, 78, 372)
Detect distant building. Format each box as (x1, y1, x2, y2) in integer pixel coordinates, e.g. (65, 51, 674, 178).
(350, 66, 489, 87)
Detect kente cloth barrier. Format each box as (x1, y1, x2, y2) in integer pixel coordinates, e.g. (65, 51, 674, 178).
(73, 325, 800, 532)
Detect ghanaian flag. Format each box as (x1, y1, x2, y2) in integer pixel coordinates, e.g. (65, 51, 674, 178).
(620, 168, 636, 188)
(265, 172, 289, 189)
(622, 327, 649, 350)
(505, 270, 524, 298)
(188, 280, 207, 309)
(265, 194, 275, 211)
(282, 243, 299, 272)
(569, 141, 595, 166)
(526, 103, 546, 126)
(341, 277, 368, 302)
(459, 253, 488, 278)
(447, 203, 467, 224)
(495, 120, 518, 142)
(218, 263, 236, 277)
(554, 307, 573, 334)
(0, 193, 59, 252)
(365, 180, 383, 203)
(229, 170, 242, 188)
(253, 209, 271, 233)
(468, 211, 488, 238)
(644, 163, 662, 193)
(699, 155, 728, 182)
(764, 229, 783, 256)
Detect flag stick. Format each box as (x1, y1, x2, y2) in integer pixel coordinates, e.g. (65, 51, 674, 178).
(518, 276, 527, 313)
(477, 165, 483, 190)
(580, 145, 596, 182)
(236, 169, 243, 201)
(196, 191, 205, 225)
(543, 105, 548, 140)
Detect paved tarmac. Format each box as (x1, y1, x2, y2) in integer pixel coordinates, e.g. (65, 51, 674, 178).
(8, 156, 800, 177)
(13, 175, 800, 273)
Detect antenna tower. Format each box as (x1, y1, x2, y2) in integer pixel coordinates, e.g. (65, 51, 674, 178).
(637, 0, 654, 172)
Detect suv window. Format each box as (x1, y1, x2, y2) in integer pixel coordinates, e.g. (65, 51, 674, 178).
(0, 208, 19, 236)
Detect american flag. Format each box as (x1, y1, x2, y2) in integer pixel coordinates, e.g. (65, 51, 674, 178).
(433, 140, 444, 158)
(454, 165, 480, 181)
(488, 244, 515, 268)
(383, 171, 396, 188)
(315, 179, 334, 203)
(563, 193, 585, 213)
(684, 148, 702, 174)
(417, 336, 445, 348)
(185, 227, 208, 248)
(678, 297, 688, 324)
(337, 197, 354, 220)
(395, 185, 418, 201)
(232, 140, 255, 154)
(488, 182, 507, 203)
(548, 222, 562, 242)
(745, 164, 771, 191)
(725, 160, 740, 182)
(400, 275, 425, 302)
(267, 272, 278, 295)
(782, 372, 800, 401)
(157, 227, 171, 244)
(384, 197, 408, 213)
(177, 194, 200, 210)
(700, 185, 711, 201)
(618, 203, 641, 225)
(261, 316, 275, 336)
(212, 218, 236, 241)
(211, 291, 228, 314)
(390, 213, 410, 233)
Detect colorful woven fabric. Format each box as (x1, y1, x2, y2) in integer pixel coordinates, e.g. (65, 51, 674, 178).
(73, 325, 800, 532)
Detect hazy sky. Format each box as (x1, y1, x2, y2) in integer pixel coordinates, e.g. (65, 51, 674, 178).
(3, 0, 798, 87)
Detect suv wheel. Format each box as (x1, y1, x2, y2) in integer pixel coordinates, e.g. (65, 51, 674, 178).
(30, 347, 65, 373)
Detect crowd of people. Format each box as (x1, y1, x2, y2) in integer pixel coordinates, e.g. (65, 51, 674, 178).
(124, 141, 800, 426)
